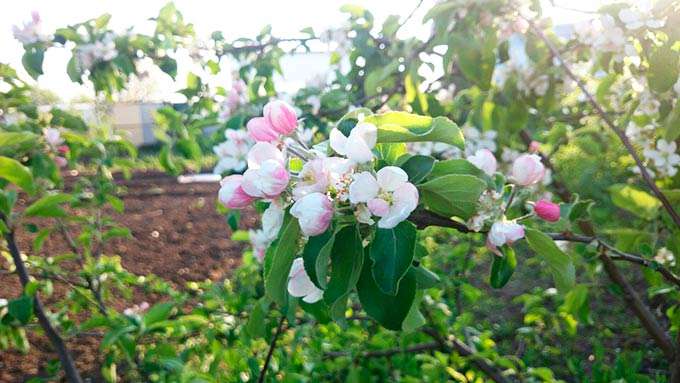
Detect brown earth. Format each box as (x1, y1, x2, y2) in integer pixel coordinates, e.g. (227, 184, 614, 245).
(0, 171, 255, 382)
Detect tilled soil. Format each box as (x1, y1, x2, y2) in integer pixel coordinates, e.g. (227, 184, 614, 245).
(0, 171, 255, 382)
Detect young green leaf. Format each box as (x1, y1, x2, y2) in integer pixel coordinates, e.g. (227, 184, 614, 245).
(369, 221, 417, 295)
(419, 174, 486, 219)
(525, 228, 575, 292)
(0, 156, 35, 195)
(324, 225, 364, 321)
(357, 254, 416, 330)
(264, 213, 301, 307)
(489, 246, 517, 288)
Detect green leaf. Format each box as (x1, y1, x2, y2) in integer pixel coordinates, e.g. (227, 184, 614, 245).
(412, 265, 440, 289)
(24, 193, 72, 218)
(264, 213, 301, 307)
(401, 290, 426, 332)
(8, 295, 33, 325)
(369, 221, 417, 295)
(399, 155, 435, 184)
(429, 159, 485, 179)
(609, 184, 661, 220)
(419, 174, 486, 219)
(302, 228, 335, 289)
(244, 298, 268, 339)
(374, 143, 407, 165)
(158, 145, 179, 176)
(364, 61, 400, 97)
(0, 156, 35, 195)
(665, 101, 680, 141)
(324, 225, 364, 321)
(647, 45, 679, 94)
(365, 112, 464, 148)
(0, 132, 38, 150)
(525, 228, 575, 292)
(452, 33, 496, 90)
(142, 302, 174, 328)
(22, 48, 44, 80)
(489, 246, 517, 288)
(357, 254, 416, 330)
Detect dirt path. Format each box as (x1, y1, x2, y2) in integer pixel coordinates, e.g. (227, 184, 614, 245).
(0, 171, 254, 382)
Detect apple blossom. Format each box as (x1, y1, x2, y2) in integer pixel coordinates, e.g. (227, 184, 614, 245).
(247, 117, 279, 142)
(287, 258, 323, 303)
(511, 154, 545, 186)
(213, 130, 252, 174)
(218, 175, 255, 209)
(292, 158, 330, 199)
(488, 219, 525, 247)
(12, 12, 49, 45)
(348, 166, 419, 229)
(329, 122, 377, 163)
(290, 192, 333, 236)
(261, 203, 284, 239)
(264, 100, 298, 135)
(242, 160, 290, 198)
(248, 229, 269, 263)
(55, 156, 68, 168)
(534, 200, 560, 222)
(43, 127, 63, 148)
(241, 142, 290, 198)
(467, 149, 497, 176)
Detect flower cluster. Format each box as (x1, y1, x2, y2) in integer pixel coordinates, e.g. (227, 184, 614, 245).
(220, 99, 420, 238)
(43, 127, 68, 168)
(219, 79, 248, 121)
(76, 33, 118, 71)
(464, 149, 561, 251)
(212, 129, 253, 175)
(12, 12, 49, 45)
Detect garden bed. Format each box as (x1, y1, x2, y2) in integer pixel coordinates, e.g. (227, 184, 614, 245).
(0, 171, 253, 381)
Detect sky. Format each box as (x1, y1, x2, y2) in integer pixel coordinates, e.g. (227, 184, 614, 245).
(0, 0, 605, 102)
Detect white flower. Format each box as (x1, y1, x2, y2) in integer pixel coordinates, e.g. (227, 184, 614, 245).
(261, 203, 284, 240)
(249, 229, 270, 263)
(654, 247, 676, 266)
(644, 139, 680, 177)
(467, 149, 497, 176)
(348, 166, 419, 229)
(329, 122, 377, 163)
(290, 192, 333, 236)
(287, 258, 323, 303)
(618, 5, 665, 30)
(488, 219, 525, 247)
(76, 33, 118, 70)
(592, 15, 626, 54)
(12, 12, 49, 45)
(212, 130, 252, 174)
(43, 127, 63, 148)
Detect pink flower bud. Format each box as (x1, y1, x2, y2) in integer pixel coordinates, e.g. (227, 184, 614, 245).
(247, 117, 279, 142)
(290, 192, 333, 236)
(511, 154, 545, 186)
(54, 156, 68, 168)
(242, 160, 290, 198)
(218, 175, 255, 209)
(264, 100, 297, 135)
(534, 199, 560, 222)
(58, 145, 70, 154)
(528, 141, 541, 153)
(467, 149, 497, 176)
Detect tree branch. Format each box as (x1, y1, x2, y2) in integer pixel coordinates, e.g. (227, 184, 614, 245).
(2, 217, 83, 383)
(523, 17, 680, 229)
(258, 316, 286, 383)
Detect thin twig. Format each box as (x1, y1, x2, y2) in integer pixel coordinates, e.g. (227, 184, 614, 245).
(2, 216, 84, 383)
(523, 17, 680, 229)
(258, 316, 286, 383)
